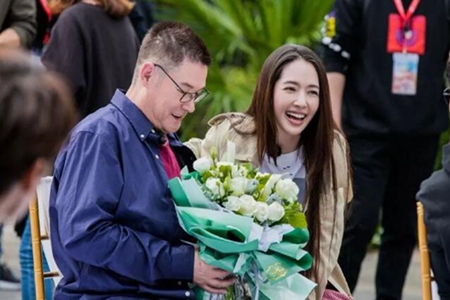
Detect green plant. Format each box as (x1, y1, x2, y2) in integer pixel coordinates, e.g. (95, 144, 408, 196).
(155, 0, 334, 140)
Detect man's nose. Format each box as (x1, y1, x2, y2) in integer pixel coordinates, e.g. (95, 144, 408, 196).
(182, 100, 195, 113)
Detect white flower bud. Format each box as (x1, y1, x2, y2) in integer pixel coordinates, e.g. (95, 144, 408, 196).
(254, 202, 269, 223)
(223, 196, 241, 212)
(193, 157, 212, 174)
(237, 195, 258, 217)
(268, 202, 285, 222)
(205, 178, 225, 198)
(275, 179, 299, 203)
(262, 174, 282, 200)
(229, 177, 247, 196)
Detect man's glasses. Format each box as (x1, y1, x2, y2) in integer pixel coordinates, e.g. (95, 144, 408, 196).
(154, 64, 209, 103)
(444, 87, 450, 106)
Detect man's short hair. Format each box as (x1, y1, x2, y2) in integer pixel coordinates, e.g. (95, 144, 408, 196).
(133, 21, 211, 80)
(0, 49, 77, 196)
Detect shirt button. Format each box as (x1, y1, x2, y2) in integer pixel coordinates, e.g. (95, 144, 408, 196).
(151, 129, 155, 133)
(177, 281, 182, 286)
(140, 134, 145, 140)
(185, 291, 190, 297)
(155, 154, 159, 159)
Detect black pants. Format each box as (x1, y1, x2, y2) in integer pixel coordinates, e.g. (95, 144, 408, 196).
(338, 134, 440, 300)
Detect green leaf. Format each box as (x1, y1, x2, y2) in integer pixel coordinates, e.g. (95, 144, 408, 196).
(280, 202, 308, 229)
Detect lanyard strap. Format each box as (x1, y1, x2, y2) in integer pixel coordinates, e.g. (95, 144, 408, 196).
(393, 0, 421, 22)
(39, 0, 53, 22)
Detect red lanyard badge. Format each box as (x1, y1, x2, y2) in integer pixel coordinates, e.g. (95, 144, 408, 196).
(387, 0, 425, 55)
(393, 0, 421, 24)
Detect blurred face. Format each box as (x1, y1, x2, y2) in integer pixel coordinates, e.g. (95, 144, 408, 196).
(144, 60, 208, 133)
(0, 160, 44, 222)
(0, 185, 32, 222)
(273, 59, 320, 150)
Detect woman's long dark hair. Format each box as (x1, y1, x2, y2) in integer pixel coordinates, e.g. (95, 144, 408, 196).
(246, 44, 343, 280)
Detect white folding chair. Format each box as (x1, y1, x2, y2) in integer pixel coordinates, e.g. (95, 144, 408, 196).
(29, 176, 61, 299)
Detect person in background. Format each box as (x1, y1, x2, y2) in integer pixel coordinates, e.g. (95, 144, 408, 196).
(42, 0, 140, 119)
(186, 44, 353, 300)
(0, 0, 37, 291)
(129, 0, 156, 42)
(0, 48, 76, 291)
(417, 65, 450, 300)
(320, 1, 450, 299)
(0, 0, 36, 47)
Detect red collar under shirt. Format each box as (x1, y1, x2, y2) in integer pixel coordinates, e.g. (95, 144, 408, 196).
(159, 141, 181, 179)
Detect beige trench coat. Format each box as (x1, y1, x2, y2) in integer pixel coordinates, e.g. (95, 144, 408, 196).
(185, 113, 353, 300)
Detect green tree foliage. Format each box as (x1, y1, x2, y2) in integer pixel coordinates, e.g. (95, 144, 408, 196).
(155, 0, 334, 140)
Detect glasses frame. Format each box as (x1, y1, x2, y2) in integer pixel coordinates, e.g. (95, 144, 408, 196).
(444, 87, 450, 106)
(154, 64, 209, 103)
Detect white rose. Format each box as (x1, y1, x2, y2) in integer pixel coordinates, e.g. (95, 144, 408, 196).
(229, 177, 247, 196)
(193, 157, 212, 174)
(205, 178, 225, 197)
(223, 196, 241, 212)
(237, 195, 258, 217)
(254, 202, 269, 223)
(268, 202, 285, 222)
(275, 179, 299, 203)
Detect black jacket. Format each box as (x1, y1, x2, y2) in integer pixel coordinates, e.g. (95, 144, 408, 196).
(320, 0, 450, 136)
(42, 3, 139, 119)
(418, 144, 450, 226)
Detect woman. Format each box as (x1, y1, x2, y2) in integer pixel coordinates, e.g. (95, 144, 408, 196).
(186, 44, 353, 299)
(42, 0, 139, 119)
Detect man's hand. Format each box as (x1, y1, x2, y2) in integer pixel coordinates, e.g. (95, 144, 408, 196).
(193, 249, 235, 294)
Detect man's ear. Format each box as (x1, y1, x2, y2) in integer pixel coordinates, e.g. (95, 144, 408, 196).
(140, 62, 157, 86)
(19, 159, 46, 192)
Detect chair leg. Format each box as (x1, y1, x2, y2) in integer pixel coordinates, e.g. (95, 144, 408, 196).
(29, 194, 46, 300)
(417, 202, 432, 300)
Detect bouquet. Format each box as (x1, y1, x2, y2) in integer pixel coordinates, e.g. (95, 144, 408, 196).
(168, 146, 315, 299)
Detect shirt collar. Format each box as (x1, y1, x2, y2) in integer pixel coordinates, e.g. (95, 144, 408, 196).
(110, 89, 183, 147)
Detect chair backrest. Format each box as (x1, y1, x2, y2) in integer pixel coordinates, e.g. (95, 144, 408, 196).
(417, 201, 434, 300)
(29, 176, 61, 300)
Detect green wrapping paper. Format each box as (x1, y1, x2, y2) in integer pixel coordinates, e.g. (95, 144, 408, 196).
(168, 173, 316, 299)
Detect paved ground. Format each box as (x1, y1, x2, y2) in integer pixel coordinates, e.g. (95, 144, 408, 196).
(0, 224, 422, 300)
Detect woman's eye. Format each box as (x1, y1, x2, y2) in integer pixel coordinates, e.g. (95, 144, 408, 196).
(284, 86, 296, 92)
(308, 90, 319, 96)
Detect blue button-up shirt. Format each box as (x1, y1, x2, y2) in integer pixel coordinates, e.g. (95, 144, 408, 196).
(50, 90, 196, 299)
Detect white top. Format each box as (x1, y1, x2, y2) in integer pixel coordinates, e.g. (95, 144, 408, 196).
(260, 147, 306, 204)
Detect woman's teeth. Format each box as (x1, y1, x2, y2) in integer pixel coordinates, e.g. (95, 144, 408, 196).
(286, 112, 306, 120)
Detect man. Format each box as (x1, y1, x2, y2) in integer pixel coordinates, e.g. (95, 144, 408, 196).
(0, 0, 36, 47)
(417, 79, 450, 300)
(0, 47, 75, 287)
(49, 21, 235, 299)
(320, 1, 450, 299)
